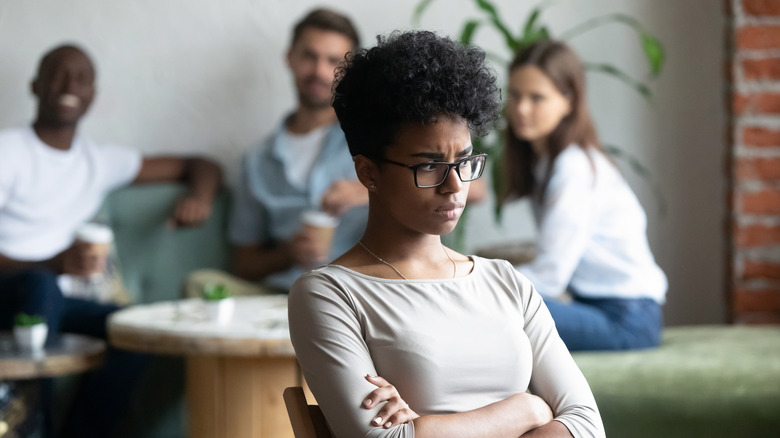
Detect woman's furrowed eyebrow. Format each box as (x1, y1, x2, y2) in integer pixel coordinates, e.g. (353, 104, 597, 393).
(410, 146, 473, 160)
(457, 146, 474, 157)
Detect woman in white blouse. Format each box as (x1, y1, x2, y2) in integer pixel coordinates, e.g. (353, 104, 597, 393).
(289, 31, 604, 438)
(504, 40, 667, 351)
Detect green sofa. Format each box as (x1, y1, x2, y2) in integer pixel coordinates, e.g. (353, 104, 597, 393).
(574, 325, 780, 437)
(96, 185, 780, 437)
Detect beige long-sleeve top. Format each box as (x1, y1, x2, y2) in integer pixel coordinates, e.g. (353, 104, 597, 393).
(289, 256, 605, 438)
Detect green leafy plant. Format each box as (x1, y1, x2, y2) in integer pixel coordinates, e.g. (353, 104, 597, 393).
(414, 0, 664, 101)
(202, 284, 231, 301)
(14, 313, 46, 326)
(414, 0, 667, 250)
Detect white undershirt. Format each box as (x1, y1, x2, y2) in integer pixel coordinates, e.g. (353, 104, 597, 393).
(278, 125, 329, 190)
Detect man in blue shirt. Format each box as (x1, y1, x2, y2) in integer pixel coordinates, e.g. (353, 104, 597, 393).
(188, 8, 367, 295)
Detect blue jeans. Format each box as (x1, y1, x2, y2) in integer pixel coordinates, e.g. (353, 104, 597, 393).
(543, 294, 663, 351)
(0, 268, 146, 438)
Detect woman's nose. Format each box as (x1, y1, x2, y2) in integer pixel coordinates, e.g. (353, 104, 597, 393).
(517, 98, 532, 116)
(439, 164, 464, 193)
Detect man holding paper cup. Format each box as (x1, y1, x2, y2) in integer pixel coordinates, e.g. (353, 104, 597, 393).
(0, 44, 222, 437)
(187, 9, 369, 297)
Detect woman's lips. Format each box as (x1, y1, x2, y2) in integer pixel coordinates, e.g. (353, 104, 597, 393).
(435, 203, 465, 219)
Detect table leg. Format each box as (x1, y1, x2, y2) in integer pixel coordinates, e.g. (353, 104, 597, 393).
(186, 355, 298, 438)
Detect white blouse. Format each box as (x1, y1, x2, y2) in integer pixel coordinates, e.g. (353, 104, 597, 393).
(289, 256, 605, 437)
(518, 146, 667, 303)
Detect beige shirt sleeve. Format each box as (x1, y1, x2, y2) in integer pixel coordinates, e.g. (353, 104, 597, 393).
(512, 267, 605, 437)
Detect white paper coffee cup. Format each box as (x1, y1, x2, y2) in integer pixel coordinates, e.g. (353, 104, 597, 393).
(301, 211, 339, 258)
(75, 223, 113, 276)
(76, 223, 114, 244)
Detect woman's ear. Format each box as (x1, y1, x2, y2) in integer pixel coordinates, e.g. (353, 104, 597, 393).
(354, 155, 379, 191)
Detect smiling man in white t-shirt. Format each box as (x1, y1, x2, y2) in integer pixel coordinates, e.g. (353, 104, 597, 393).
(0, 44, 222, 438)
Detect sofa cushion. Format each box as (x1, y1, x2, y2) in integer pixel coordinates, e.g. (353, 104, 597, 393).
(573, 325, 780, 437)
(105, 184, 231, 304)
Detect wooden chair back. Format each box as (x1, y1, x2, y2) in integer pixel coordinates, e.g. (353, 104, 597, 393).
(283, 386, 333, 438)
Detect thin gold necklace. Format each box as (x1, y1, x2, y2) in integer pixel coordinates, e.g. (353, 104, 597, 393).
(358, 240, 457, 280)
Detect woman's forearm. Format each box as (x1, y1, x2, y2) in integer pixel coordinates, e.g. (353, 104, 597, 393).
(412, 393, 553, 438)
(521, 420, 573, 437)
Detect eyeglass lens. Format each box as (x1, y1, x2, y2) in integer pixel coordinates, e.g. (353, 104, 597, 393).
(416, 155, 485, 187)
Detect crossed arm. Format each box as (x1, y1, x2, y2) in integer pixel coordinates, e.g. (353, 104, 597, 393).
(289, 269, 604, 438)
(362, 375, 570, 437)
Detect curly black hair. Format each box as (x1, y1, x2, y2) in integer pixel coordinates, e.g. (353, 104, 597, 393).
(333, 31, 501, 160)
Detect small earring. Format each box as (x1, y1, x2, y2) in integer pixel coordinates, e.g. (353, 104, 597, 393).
(369, 184, 376, 190)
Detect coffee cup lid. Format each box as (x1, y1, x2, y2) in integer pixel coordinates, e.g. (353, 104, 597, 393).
(76, 223, 114, 243)
(301, 210, 339, 228)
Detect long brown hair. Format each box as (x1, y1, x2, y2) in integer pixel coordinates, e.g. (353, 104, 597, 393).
(503, 40, 601, 201)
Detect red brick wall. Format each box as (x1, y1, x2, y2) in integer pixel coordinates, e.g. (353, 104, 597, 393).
(727, 0, 780, 324)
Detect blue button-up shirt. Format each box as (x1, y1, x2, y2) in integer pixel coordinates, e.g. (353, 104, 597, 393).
(229, 121, 368, 290)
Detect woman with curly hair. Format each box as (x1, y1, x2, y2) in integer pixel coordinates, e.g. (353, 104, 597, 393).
(504, 40, 667, 352)
(289, 31, 604, 437)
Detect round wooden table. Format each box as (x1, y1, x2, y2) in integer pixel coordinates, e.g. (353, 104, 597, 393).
(108, 295, 298, 438)
(0, 333, 106, 436)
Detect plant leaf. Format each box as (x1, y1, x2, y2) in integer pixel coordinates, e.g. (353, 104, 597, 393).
(585, 62, 653, 102)
(560, 13, 665, 77)
(460, 20, 481, 45)
(485, 128, 507, 223)
(490, 146, 506, 223)
(14, 312, 45, 326)
(474, 0, 519, 51)
(641, 33, 665, 76)
(520, 6, 543, 43)
(412, 0, 436, 27)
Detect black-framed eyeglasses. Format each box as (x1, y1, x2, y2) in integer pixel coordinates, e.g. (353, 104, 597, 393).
(382, 154, 488, 188)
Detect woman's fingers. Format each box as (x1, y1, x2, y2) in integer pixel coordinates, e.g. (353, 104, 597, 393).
(362, 384, 398, 408)
(361, 375, 418, 428)
(365, 374, 389, 387)
(361, 375, 397, 408)
(384, 405, 419, 429)
(373, 399, 418, 428)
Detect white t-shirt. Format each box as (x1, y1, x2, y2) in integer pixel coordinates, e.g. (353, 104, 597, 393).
(290, 257, 605, 438)
(518, 146, 667, 303)
(0, 126, 142, 261)
(277, 125, 329, 190)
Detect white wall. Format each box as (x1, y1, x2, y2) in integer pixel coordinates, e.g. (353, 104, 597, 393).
(0, 0, 726, 325)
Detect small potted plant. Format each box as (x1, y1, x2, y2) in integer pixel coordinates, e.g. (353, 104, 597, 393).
(202, 284, 234, 324)
(13, 313, 48, 352)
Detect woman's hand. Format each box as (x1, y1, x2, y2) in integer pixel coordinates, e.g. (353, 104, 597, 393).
(361, 375, 420, 429)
